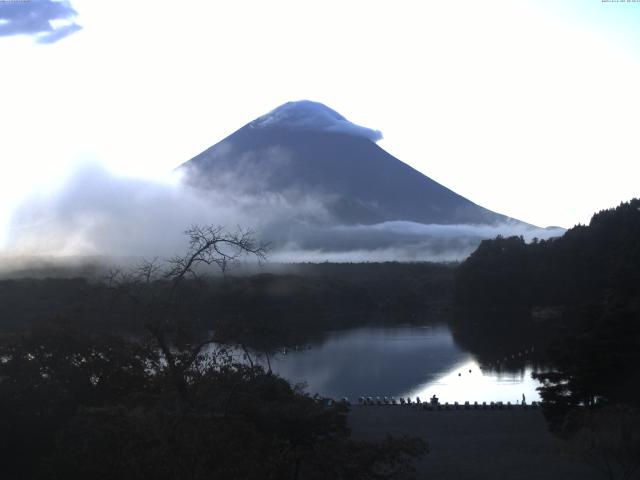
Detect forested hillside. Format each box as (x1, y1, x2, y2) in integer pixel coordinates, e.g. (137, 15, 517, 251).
(455, 198, 640, 308)
(455, 199, 640, 437)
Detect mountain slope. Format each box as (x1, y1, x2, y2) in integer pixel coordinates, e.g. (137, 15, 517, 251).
(179, 101, 524, 227)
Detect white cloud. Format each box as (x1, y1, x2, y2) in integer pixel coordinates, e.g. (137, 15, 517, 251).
(0, 0, 81, 43)
(4, 163, 332, 257)
(4, 163, 563, 263)
(268, 221, 564, 263)
(250, 100, 383, 142)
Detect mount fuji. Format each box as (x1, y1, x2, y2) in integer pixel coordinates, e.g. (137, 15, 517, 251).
(178, 100, 525, 228)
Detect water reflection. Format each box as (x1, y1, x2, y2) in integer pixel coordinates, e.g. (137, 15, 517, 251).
(265, 324, 542, 402)
(404, 360, 541, 404)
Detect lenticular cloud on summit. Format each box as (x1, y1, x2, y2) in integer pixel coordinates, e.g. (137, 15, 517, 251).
(250, 100, 383, 142)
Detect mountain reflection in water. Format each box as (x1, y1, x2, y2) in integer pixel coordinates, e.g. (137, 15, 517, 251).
(266, 325, 541, 402)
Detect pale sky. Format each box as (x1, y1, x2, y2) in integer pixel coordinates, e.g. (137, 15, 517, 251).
(1, 0, 639, 244)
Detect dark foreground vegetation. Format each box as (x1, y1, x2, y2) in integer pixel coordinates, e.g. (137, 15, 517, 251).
(0, 323, 425, 480)
(455, 199, 640, 479)
(0, 226, 428, 480)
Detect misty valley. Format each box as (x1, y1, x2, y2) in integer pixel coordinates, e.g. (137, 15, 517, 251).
(2, 198, 639, 479)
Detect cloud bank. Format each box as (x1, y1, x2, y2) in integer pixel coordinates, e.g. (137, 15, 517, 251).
(250, 100, 383, 142)
(267, 221, 564, 263)
(5, 164, 563, 265)
(0, 0, 81, 43)
(5, 164, 331, 257)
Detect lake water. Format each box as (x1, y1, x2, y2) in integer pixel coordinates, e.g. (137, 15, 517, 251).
(264, 325, 542, 403)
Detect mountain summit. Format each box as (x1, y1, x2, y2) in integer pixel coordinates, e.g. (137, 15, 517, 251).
(248, 100, 383, 142)
(179, 100, 524, 226)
